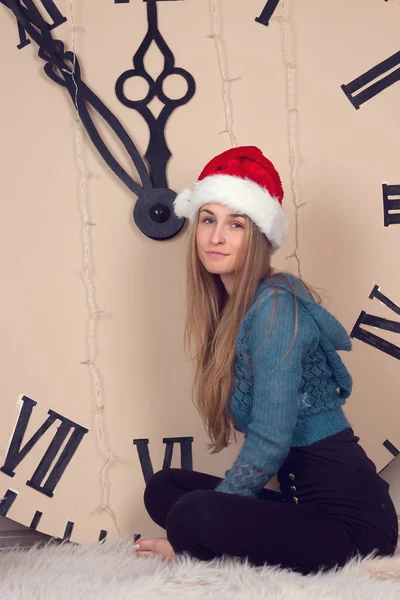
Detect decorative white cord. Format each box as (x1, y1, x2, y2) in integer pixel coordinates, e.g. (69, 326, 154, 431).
(67, 0, 121, 536)
(274, 1, 306, 279)
(206, 0, 240, 147)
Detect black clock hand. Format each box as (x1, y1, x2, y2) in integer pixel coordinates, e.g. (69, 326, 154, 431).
(45, 49, 153, 198)
(115, 0, 195, 189)
(4, 0, 148, 194)
(3, 0, 185, 240)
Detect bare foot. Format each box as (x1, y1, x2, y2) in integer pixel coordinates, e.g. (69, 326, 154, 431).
(134, 537, 176, 561)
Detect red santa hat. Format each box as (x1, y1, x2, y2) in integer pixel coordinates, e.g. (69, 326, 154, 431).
(173, 146, 288, 252)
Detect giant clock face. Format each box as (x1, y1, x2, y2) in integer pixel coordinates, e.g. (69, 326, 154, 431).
(0, 0, 399, 543)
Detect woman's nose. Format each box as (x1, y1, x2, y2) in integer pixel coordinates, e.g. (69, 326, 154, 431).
(210, 225, 225, 244)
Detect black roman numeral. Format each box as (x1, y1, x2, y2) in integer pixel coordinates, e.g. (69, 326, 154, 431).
(255, 0, 280, 26)
(99, 530, 108, 542)
(350, 285, 400, 360)
(382, 183, 400, 227)
(29, 508, 106, 543)
(30, 510, 43, 529)
(0, 489, 18, 517)
(49, 520, 76, 544)
(378, 440, 400, 478)
(1, 0, 67, 49)
(133, 436, 193, 484)
(383, 439, 399, 457)
(59, 520, 74, 542)
(115, 1, 184, 3)
(341, 51, 400, 109)
(0, 395, 88, 497)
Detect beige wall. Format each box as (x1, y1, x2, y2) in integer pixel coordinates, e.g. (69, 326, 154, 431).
(0, 0, 399, 542)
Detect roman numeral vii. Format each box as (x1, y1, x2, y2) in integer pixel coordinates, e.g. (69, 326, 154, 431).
(0, 395, 88, 497)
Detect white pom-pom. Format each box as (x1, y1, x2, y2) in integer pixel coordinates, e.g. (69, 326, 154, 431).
(173, 188, 195, 221)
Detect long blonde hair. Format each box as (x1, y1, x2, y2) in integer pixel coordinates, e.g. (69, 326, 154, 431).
(184, 216, 320, 454)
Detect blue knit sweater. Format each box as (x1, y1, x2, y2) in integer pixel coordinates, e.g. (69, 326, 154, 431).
(215, 273, 353, 497)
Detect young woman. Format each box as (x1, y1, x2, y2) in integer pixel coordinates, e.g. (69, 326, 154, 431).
(135, 146, 398, 574)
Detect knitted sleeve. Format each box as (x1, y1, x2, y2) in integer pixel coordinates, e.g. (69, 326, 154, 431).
(215, 289, 315, 497)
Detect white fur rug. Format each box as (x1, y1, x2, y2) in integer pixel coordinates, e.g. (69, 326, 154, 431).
(0, 537, 399, 599)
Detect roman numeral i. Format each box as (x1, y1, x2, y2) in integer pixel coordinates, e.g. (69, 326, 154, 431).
(255, 0, 280, 26)
(351, 285, 400, 360)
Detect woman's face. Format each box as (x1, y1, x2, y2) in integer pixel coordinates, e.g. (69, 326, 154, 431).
(196, 203, 248, 279)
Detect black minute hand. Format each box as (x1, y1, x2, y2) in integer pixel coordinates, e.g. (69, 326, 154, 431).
(3, 0, 185, 240)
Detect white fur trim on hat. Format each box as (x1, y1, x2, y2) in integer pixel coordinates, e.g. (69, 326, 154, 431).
(173, 174, 288, 251)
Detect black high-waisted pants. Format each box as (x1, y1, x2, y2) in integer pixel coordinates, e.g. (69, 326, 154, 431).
(143, 429, 398, 574)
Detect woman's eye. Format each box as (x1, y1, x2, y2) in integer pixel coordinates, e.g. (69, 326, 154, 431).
(201, 218, 243, 227)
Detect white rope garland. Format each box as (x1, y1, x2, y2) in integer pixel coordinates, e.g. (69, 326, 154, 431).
(207, 0, 241, 147)
(67, 0, 121, 536)
(274, 0, 306, 278)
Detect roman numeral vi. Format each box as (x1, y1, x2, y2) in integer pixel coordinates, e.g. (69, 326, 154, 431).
(133, 436, 193, 484)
